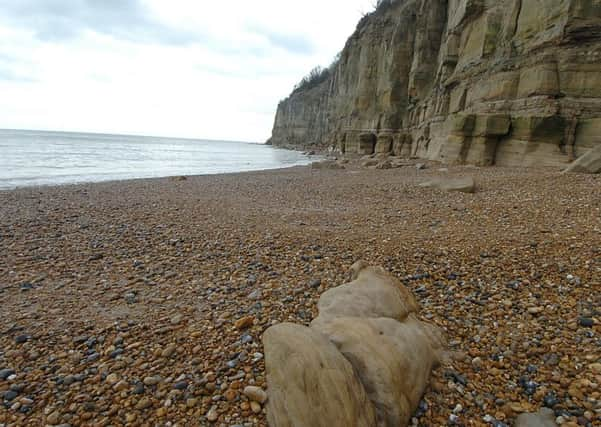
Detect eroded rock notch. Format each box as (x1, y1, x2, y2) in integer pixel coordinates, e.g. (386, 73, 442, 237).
(269, 0, 601, 170)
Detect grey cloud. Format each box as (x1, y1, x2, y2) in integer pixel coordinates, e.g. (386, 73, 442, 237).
(247, 26, 315, 55)
(0, 0, 203, 45)
(263, 32, 314, 55)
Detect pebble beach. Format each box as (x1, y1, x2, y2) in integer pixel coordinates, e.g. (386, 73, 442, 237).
(0, 162, 599, 426)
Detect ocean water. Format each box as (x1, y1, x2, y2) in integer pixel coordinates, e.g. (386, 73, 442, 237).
(0, 129, 314, 190)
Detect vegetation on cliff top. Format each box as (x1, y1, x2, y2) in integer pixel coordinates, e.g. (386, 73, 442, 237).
(289, 1, 389, 97)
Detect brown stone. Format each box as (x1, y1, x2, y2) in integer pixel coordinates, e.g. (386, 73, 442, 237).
(234, 316, 255, 330)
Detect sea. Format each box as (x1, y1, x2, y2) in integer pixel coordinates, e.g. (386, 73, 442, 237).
(0, 129, 314, 190)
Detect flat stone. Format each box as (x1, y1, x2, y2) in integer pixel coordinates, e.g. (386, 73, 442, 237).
(143, 376, 162, 386)
(515, 408, 556, 427)
(173, 381, 188, 390)
(578, 317, 594, 328)
(135, 397, 153, 410)
(243, 386, 267, 404)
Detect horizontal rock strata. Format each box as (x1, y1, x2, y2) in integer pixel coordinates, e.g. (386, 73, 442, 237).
(269, 0, 601, 170)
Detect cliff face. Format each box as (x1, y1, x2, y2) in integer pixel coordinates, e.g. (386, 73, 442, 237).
(269, 0, 601, 168)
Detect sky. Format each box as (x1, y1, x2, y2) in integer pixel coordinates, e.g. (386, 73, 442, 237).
(0, 0, 376, 142)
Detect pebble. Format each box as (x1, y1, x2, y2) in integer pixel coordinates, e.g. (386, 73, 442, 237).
(234, 316, 255, 330)
(170, 314, 184, 325)
(143, 376, 162, 386)
(543, 392, 559, 408)
(528, 307, 544, 315)
(46, 410, 61, 424)
(3, 390, 18, 401)
(0, 369, 15, 380)
(105, 373, 119, 385)
(14, 334, 30, 344)
(243, 386, 267, 404)
(133, 382, 145, 394)
(206, 405, 219, 422)
(173, 380, 188, 390)
(578, 317, 594, 328)
(250, 401, 262, 414)
(135, 397, 153, 410)
(161, 343, 177, 357)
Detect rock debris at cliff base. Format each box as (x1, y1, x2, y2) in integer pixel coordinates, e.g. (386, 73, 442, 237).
(0, 165, 599, 426)
(270, 0, 601, 171)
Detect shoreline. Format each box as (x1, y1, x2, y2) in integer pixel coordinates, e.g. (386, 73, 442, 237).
(0, 164, 599, 425)
(0, 163, 317, 193)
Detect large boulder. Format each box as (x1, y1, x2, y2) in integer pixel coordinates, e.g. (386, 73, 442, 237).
(420, 177, 476, 193)
(316, 264, 419, 321)
(311, 160, 345, 170)
(263, 323, 377, 427)
(312, 315, 445, 426)
(515, 408, 557, 427)
(263, 262, 446, 427)
(563, 144, 601, 174)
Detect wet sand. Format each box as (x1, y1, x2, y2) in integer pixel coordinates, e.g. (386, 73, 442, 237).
(0, 162, 599, 426)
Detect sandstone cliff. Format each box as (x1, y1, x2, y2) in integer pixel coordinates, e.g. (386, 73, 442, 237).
(269, 0, 601, 168)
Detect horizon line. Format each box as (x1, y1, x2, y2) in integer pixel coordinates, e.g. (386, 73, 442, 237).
(0, 127, 263, 145)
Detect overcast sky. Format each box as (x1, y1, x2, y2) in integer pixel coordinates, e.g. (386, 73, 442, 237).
(0, 0, 375, 142)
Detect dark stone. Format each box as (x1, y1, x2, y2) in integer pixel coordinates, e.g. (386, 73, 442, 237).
(445, 371, 468, 386)
(309, 279, 321, 288)
(20, 283, 34, 291)
(3, 390, 18, 401)
(85, 337, 97, 348)
(543, 392, 560, 408)
(86, 353, 100, 363)
(173, 381, 188, 390)
(9, 383, 26, 393)
(110, 349, 124, 358)
(578, 317, 594, 328)
(519, 377, 538, 396)
(413, 399, 429, 417)
(506, 280, 520, 290)
(133, 382, 145, 394)
(0, 369, 15, 380)
(15, 335, 30, 344)
(83, 402, 97, 412)
(74, 374, 86, 382)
